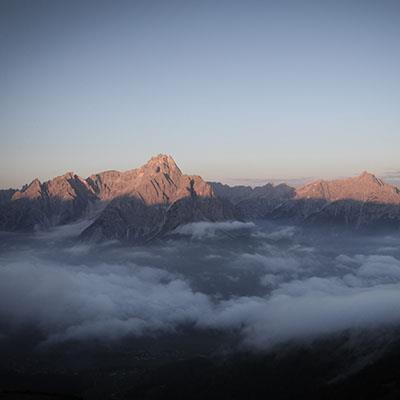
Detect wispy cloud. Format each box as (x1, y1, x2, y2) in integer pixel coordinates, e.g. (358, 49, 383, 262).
(1, 222, 400, 351)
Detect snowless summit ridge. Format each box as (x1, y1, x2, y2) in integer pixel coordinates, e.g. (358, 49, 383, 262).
(143, 154, 182, 175)
(2, 157, 400, 237)
(295, 171, 400, 203)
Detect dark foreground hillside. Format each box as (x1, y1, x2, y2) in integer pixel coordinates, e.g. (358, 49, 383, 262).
(1, 331, 400, 400)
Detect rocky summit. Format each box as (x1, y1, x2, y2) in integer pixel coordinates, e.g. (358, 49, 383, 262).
(0, 154, 236, 242)
(80, 155, 236, 243)
(0, 173, 97, 231)
(2, 158, 400, 241)
(295, 172, 400, 204)
(270, 172, 400, 228)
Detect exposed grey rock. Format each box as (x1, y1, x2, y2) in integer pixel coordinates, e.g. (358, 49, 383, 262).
(295, 171, 400, 204)
(209, 182, 255, 204)
(0, 174, 97, 231)
(269, 172, 400, 229)
(0, 154, 227, 238)
(3, 157, 400, 238)
(210, 182, 295, 219)
(212, 172, 400, 230)
(80, 196, 166, 243)
(160, 195, 237, 238)
(0, 189, 16, 205)
(88, 154, 213, 203)
(305, 200, 400, 229)
(81, 155, 238, 243)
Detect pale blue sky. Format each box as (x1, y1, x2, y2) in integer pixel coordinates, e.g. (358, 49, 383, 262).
(1, 0, 400, 188)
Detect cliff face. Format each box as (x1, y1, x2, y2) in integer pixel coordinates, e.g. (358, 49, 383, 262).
(211, 172, 400, 230)
(295, 172, 400, 204)
(210, 182, 295, 219)
(0, 155, 235, 241)
(3, 160, 400, 239)
(81, 155, 235, 243)
(269, 172, 400, 229)
(87, 155, 213, 203)
(0, 174, 97, 231)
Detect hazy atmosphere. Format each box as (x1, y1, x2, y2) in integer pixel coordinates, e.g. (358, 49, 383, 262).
(1, 1, 400, 399)
(2, 222, 400, 348)
(1, 0, 400, 188)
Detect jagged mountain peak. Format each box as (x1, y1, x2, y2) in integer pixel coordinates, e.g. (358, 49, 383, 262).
(60, 171, 76, 179)
(149, 153, 176, 163)
(357, 171, 384, 186)
(79, 156, 223, 243)
(359, 170, 374, 178)
(296, 171, 399, 203)
(12, 178, 42, 200)
(86, 154, 210, 203)
(142, 154, 182, 175)
(5, 158, 400, 237)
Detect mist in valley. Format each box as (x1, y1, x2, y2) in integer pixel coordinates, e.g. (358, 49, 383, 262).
(2, 221, 400, 398)
(2, 221, 400, 348)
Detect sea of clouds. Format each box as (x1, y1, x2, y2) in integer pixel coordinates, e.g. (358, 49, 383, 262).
(1, 221, 400, 350)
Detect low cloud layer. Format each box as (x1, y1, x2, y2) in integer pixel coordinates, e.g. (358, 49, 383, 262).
(0, 259, 211, 344)
(173, 221, 255, 239)
(1, 222, 400, 350)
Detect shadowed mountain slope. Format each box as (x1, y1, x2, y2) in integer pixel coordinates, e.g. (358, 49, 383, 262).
(269, 172, 400, 229)
(0, 189, 16, 205)
(210, 182, 295, 219)
(81, 155, 236, 243)
(2, 160, 400, 238)
(0, 155, 236, 242)
(0, 173, 97, 231)
(87, 154, 213, 203)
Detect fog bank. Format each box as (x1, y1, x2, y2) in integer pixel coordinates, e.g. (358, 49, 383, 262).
(1, 221, 400, 350)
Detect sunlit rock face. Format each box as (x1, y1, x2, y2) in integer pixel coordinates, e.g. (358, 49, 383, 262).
(87, 154, 213, 204)
(210, 172, 400, 230)
(3, 158, 400, 238)
(0, 173, 97, 231)
(0, 154, 235, 242)
(81, 155, 236, 243)
(270, 172, 400, 228)
(295, 172, 400, 204)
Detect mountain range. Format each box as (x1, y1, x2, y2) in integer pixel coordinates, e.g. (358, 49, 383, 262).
(1, 154, 400, 242)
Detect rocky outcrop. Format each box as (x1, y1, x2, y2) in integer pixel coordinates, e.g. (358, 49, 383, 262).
(0, 189, 16, 205)
(295, 172, 400, 204)
(159, 195, 237, 238)
(270, 172, 400, 229)
(0, 174, 97, 231)
(211, 172, 400, 230)
(0, 154, 230, 239)
(210, 183, 256, 204)
(0, 154, 226, 238)
(81, 155, 236, 243)
(3, 159, 400, 237)
(210, 182, 295, 219)
(87, 155, 213, 203)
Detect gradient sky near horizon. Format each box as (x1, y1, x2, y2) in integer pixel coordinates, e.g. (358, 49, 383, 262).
(1, 0, 400, 188)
